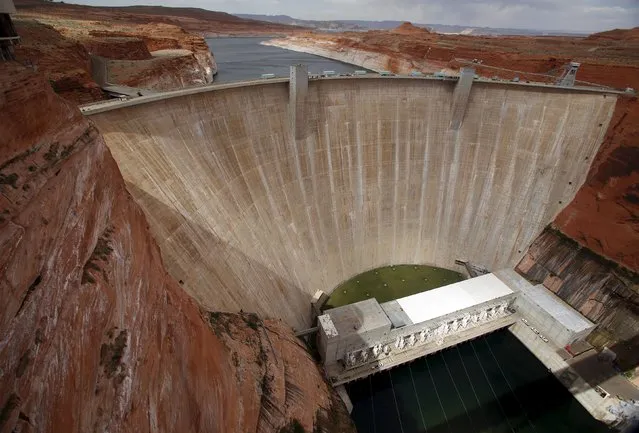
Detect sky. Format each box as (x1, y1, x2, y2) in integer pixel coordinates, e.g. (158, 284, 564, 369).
(74, 0, 639, 33)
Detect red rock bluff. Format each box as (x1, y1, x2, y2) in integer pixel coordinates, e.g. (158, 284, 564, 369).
(0, 63, 353, 433)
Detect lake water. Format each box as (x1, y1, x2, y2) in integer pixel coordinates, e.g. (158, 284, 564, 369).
(206, 37, 369, 83)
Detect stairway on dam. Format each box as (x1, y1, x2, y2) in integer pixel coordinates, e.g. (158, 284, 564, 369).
(84, 69, 619, 329)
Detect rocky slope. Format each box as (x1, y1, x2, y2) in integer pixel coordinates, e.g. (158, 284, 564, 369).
(15, 0, 302, 37)
(12, 19, 105, 104)
(13, 0, 224, 104)
(0, 63, 354, 433)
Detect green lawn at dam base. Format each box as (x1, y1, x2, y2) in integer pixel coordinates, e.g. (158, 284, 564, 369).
(324, 265, 465, 309)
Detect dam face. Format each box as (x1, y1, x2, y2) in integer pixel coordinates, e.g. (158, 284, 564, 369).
(88, 77, 616, 328)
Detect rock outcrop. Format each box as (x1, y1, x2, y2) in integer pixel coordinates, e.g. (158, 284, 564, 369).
(86, 23, 217, 85)
(80, 37, 153, 61)
(586, 27, 639, 41)
(0, 63, 353, 433)
(13, 19, 105, 104)
(14, 1, 221, 104)
(516, 228, 639, 366)
(391, 22, 432, 36)
(107, 50, 212, 91)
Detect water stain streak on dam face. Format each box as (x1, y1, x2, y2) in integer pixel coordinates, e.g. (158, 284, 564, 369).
(89, 78, 616, 329)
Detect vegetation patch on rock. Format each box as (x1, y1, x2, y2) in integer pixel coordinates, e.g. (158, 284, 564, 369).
(82, 225, 115, 284)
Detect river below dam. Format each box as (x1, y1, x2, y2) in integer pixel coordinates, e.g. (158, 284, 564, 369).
(325, 266, 608, 432)
(206, 37, 368, 83)
(346, 330, 608, 433)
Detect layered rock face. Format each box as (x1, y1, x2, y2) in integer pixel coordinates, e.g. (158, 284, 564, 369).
(517, 228, 639, 365)
(81, 37, 153, 61)
(14, 4, 219, 104)
(87, 23, 217, 85)
(0, 64, 353, 433)
(107, 50, 213, 91)
(13, 19, 105, 104)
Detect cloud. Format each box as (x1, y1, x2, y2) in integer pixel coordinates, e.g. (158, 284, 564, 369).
(72, 0, 639, 32)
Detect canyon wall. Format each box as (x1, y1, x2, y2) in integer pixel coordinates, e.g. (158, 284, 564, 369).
(0, 64, 353, 433)
(13, 16, 217, 105)
(13, 19, 105, 104)
(262, 37, 431, 74)
(107, 51, 213, 92)
(89, 78, 616, 329)
(86, 24, 217, 85)
(517, 228, 639, 365)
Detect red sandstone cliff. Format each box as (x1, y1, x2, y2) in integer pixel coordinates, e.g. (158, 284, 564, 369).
(0, 63, 353, 433)
(12, 19, 105, 104)
(13, 1, 225, 104)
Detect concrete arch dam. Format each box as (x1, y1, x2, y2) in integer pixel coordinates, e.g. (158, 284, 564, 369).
(86, 76, 617, 329)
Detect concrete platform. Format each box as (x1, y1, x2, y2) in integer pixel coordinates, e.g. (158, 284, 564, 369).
(509, 320, 621, 425)
(329, 314, 517, 385)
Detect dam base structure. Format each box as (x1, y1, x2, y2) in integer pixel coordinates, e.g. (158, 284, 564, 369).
(316, 269, 626, 428)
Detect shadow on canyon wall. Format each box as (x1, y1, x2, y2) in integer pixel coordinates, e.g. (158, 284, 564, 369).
(517, 227, 639, 369)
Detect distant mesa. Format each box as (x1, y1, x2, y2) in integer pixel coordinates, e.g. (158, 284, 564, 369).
(391, 21, 432, 35)
(586, 26, 639, 41)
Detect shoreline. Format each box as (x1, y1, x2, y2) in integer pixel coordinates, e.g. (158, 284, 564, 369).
(261, 36, 454, 75)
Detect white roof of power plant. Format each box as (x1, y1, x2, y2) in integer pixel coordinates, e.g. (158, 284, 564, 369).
(520, 284, 594, 332)
(396, 273, 514, 324)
